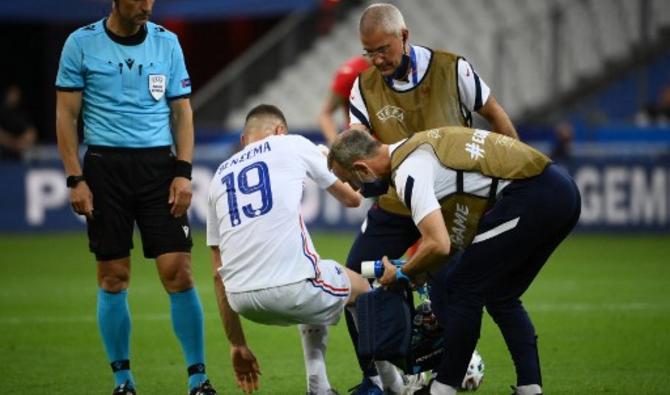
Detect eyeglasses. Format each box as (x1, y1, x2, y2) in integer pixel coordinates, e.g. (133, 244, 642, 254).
(362, 44, 391, 59)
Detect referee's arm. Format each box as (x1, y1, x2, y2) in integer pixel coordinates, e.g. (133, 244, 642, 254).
(168, 98, 194, 217)
(56, 90, 93, 218)
(56, 91, 83, 177)
(170, 98, 194, 164)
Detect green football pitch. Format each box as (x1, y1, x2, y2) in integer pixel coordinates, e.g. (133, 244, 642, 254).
(1, 232, 669, 394)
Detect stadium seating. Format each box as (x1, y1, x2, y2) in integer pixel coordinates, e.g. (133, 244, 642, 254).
(210, 0, 670, 131)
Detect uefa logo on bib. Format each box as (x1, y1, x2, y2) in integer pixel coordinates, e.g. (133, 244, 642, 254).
(149, 74, 166, 100)
(376, 105, 404, 122)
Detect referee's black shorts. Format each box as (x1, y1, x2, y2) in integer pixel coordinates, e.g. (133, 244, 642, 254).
(82, 145, 193, 261)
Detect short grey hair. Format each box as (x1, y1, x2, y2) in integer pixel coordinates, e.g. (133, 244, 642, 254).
(359, 3, 407, 37)
(328, 129, 382, 170)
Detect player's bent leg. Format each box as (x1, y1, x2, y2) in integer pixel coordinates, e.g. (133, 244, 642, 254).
(299, 324, 335, 395)
(156, 252, 216, 394)
(345, 207, 421, 382)
(343, 263, 406, 393)
(344, 267, 372, 306)
(342, 270, 396, 394)
(345, 213, 419, 392)
(97, 258, 135, 391)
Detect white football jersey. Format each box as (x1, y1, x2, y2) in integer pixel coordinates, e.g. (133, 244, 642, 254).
(207, 134, 337, 292)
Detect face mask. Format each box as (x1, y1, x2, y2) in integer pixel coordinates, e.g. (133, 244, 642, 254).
(391, 53, 410, 80)
(354, 168, 390, 197)
(360, 178, 391, 198)
(391, 39, 410, 81)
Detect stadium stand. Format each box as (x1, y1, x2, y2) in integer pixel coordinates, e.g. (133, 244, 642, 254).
(192, 0, 670, 131)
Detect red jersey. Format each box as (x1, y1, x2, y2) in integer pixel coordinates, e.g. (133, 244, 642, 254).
(331, 56, 371, 104)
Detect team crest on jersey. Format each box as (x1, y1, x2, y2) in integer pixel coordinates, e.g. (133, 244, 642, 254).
(376, 105, 404, 122)
(149, 74, 166, 100)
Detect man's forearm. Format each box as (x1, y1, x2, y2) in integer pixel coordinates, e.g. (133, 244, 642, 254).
(401, 237, 450, 278)
(319, 112, 339, 145)
(319, 93, 344, 145)
(402, 211, 451, 277)
(56, 114, 82, 175)
(213, 276, 247, 347)
(171, 103, 194, 163)
(491, 116, 518, 140)
(479, 96, 519, 140)
(211, 247, 247, 346)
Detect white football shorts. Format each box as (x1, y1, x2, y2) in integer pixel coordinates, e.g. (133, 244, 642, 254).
(226, 259, 351, 326)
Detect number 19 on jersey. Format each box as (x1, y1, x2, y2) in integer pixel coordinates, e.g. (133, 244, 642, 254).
(220, 161, 273, 227)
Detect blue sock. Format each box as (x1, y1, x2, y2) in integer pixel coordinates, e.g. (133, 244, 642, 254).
(169, 288, 207, 390)
(97, 288, 134, 388)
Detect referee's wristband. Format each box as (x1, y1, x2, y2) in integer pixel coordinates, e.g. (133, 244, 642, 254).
(396, 268, 411, 283)
(174, 160, 192, 180)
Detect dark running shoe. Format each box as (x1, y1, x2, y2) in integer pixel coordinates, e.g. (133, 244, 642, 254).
(112, 382, 136, 395)
(348, 377, 384, 395)
(190, 379, 218, 395)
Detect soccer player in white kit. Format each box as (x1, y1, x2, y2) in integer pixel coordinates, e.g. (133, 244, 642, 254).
(206, 104, 371, 394)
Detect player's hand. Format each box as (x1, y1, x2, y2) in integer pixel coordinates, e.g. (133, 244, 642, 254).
(378, 256, 398, 287)
(231, 345, 261, 393)
(169, 177, 192, 217)
(70, 181, 94, 219)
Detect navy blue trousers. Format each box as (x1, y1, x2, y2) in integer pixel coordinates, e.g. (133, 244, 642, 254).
(429, 164, 581, 387)
(345, 205, 421, 376)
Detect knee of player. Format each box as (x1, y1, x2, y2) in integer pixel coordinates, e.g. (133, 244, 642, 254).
(345, 268, 372, 305)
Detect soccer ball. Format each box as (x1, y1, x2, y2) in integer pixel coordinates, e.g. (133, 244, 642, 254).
(460, 350, 485, 391)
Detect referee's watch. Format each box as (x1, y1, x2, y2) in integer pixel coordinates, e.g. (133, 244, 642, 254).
(66, 175, 85, 188)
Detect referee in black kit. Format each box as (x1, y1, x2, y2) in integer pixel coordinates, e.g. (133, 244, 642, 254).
(55, 1, 217, 394)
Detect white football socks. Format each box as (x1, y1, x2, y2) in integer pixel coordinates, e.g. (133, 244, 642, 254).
(430, 380, 458, 395)
(368, 375, 384, 388)
(298, 324, 332, 394)
(515, 384, 543, 395)
(375, 361, 405, 394)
